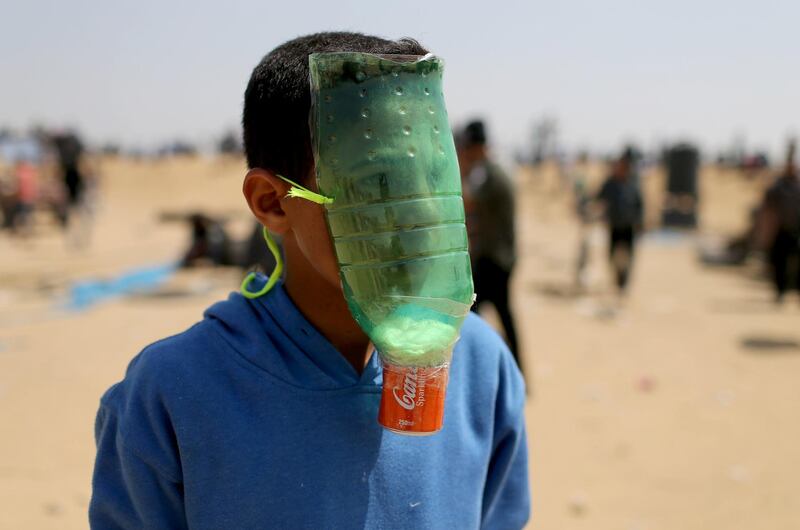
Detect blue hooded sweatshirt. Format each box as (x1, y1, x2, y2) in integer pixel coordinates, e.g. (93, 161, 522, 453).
(90, 278, 529, 529)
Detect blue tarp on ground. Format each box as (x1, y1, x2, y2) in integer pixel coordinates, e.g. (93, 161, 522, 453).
(65, 263, 178, 311)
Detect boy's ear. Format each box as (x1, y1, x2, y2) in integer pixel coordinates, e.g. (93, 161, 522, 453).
(243, 168, 291, 234)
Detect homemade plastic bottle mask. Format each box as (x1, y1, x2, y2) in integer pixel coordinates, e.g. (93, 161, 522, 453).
(244, 52, 474, 368)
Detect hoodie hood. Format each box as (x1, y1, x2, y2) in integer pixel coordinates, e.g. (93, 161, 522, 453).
(204, 274, 382, 391)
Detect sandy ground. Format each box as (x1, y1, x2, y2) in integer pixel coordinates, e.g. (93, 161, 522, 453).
(0, 157, 798, 530)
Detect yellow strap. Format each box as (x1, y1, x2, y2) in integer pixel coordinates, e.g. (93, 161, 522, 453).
(240, 174, 332, 299)
(275, 174, 333, 205)
(240, 226, 284, 299)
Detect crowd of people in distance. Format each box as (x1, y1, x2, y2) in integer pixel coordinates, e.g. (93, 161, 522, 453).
(0, 130, 96, 247)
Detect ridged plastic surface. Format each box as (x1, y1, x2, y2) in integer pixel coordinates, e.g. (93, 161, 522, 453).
(310, 53, 474, 366)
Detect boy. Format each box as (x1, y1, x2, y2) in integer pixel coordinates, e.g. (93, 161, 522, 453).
(90, 32, 529, 529)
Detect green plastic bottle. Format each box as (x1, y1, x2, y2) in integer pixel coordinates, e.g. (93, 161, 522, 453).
(310, 52, 474, 368)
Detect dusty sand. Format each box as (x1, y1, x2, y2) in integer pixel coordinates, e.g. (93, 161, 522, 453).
(0, 157, 798, 530)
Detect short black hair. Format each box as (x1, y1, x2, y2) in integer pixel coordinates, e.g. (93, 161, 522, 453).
(243, 32, 429, 182)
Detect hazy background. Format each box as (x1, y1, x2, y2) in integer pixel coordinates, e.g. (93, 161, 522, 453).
(2, 2, 800, 529)
(3, 0, 799, 157)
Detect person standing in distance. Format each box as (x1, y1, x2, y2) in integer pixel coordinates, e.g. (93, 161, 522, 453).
(458, 120, 522, 372)
(596, 148, 644, 296)
(757, 139, 800, 303)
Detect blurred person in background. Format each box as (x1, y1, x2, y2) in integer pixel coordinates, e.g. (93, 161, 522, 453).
(757, 139, 800, 303)
(52, 131, 94, 247)
(163, 212, 278, 272)
(596, 147, 644, 296)
(179, 213, 235, 267)
(0, 158, 15, 230)
(573, 176, 593, 292)
(457, 120, 521, 371)
(0, 157, 38, 235)
(52, 132, 84, 212)
(11, 158, 38, 235)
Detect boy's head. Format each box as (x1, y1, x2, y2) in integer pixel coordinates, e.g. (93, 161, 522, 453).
(243, 32, 428, 185)
(241, 32, 429, 293)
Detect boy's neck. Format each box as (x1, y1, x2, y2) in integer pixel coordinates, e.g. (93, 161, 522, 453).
(282, 238, 373, 375)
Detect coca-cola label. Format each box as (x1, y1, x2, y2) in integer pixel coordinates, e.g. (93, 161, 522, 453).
(379, 364, 448, 434)
(392, 367, 418, 410)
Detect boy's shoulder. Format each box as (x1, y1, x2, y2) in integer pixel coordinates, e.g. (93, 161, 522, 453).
(102, 291, 272, 408)
(456, 312, 524, 391)
(100, 315, 222, 413)
(103, 321, 208, 401)
(459, 311, 508, 356)
(95, 318, 222, 480)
